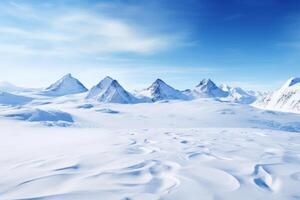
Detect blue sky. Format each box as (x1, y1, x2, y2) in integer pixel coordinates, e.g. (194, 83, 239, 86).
(0, 0, 299, 91)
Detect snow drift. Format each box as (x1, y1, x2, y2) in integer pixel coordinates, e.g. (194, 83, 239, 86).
(2, 108, 74, 126)
(0, 91, 33, 106)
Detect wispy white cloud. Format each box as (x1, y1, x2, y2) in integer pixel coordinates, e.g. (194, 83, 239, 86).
(0, 1, 182, 58)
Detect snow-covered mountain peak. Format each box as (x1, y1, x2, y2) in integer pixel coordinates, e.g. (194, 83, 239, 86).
(149, 79, 173, 91)
(138, 78, 188, 102)
(196, 78, 216, 88)
(93, 76, 114, 89)
(146, 79, 173, 92)
(51, 73, 74, 85)
(189, 79, 256, 104)
(86, 77, 138, 104)
(254, 77, 300, 112)
(192, 78, 228, 98)
(152, 78, 165, 85)
(102, 76, 114, 82)
(42, 74, 88, 96)
(63, 73, 72, 78)
(282, 77, 300, 88)
(111, 79, 120, 86)
(47, 73, 75, 88)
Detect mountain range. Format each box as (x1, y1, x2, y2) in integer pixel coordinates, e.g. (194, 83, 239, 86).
(1, 73, 300, 113)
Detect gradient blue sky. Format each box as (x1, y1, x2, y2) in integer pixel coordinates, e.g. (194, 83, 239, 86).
(0, 0, 299, 91)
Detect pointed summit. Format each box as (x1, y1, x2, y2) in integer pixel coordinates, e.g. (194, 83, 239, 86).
(138, 78, 187, 102)
(193, 78, 228, 98)
(89, 76, 114, 94)
(153, 78, 164, 84)
(283, 77, 300, 88)
(86, 77, 138, 104)
(196, 79, 216, 88)
(150, 78, 168, 89)
(86, 76, 114, 100)
(101, 76, 114, 82)
(41, 73, 88, 96)
(63, 73, 72, 78)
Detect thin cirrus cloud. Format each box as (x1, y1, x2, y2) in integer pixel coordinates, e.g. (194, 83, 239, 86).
(0, 2, 181, 58)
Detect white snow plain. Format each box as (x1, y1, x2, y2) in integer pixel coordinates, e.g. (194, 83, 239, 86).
(0, 95, 300, 200)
